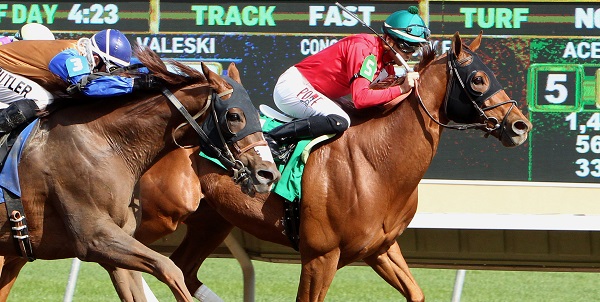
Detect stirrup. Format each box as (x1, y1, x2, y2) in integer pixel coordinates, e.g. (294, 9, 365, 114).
(273, 143, 296, 163)
(265, 134, 295, 163)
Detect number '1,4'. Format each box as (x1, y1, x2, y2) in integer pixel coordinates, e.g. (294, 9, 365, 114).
(566, 112, 600, 133)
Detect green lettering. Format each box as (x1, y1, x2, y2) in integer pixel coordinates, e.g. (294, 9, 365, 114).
(12, 4, 27, 23)
(460, 7, 477, 28)
(26, 4, 44, 24)
(478, 8, 495, 29)
(242, 6, 258, 26)
(496, 8, 512, 28)
(191, 5, 208, 25)
(42, 4, 58, 24)
(0, 4, 7, 22)
(208, 6, 224, 25)
(513, 8, 528, 28)
(258, 6, 275, 26)
(224, 6, 241, 25)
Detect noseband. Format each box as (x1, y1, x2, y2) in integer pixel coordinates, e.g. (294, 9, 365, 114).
(417, 46, 516, 136)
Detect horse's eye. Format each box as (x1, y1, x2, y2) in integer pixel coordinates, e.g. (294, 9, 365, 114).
(472, 76, 484, 85)
(227, 113, 241, 122)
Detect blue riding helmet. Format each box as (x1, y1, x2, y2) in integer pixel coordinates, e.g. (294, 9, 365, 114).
(382, 6, 430, 44)
(90, 29, 132, 71)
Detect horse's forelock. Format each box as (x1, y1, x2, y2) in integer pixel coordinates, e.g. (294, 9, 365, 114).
(133, 47, 206, 85)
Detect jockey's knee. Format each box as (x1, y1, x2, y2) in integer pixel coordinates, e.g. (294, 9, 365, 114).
(327, 114, 350, 133)
(309, 114, 349, 135)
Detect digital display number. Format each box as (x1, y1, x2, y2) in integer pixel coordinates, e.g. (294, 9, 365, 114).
(67, 3, 119, 25)
(566, 113, 600, 178)
(528, 64, 583, 112)
(528, 63, 600, 113)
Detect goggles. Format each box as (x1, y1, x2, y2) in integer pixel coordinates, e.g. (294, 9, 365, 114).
(96, 57, 120, 73)
(395, 40, 426, 54)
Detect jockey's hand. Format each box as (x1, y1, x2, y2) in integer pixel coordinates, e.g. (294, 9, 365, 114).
(369, 75, 405, 90)
(406, 72, 419, 87)
(133, 74, 162, 91)
(399, 72, 420, 94)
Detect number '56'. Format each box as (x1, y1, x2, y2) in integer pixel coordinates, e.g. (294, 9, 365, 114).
(575, 135, 600, 154)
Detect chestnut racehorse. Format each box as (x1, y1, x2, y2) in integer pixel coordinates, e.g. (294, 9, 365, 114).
(0, 47, 280, 301)
(7, 32, 531, 301)
(103, 32, 531, 302)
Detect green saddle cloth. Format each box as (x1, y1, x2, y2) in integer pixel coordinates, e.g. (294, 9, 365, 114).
(199, 115, 333, 202)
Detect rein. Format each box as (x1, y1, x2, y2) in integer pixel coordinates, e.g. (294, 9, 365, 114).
(415, 48, 516, 134)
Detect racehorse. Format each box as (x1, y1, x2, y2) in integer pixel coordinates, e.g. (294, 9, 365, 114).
(7, 31, 532, 301)
(0, 47, 280, 301)
(97, 31, 532, 301)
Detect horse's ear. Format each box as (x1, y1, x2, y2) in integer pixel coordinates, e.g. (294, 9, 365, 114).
(202, 62, 221, 87)
(227, 62, 242, 85)
(468, 31, 483, 52)
(452, 31, 462, 56)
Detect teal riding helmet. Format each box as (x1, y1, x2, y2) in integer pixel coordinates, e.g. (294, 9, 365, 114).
(382, 6, 430, 44)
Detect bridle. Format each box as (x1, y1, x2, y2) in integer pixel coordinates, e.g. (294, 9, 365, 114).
(416, 45, 517, 137)
(161, 78, 264, 186)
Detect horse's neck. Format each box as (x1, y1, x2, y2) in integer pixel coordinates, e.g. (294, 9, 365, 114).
(335, 72, 447, 192)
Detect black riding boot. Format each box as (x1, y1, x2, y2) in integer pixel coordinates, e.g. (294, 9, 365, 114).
(265, 114, 349, 161)
(0, 99, 39, 134)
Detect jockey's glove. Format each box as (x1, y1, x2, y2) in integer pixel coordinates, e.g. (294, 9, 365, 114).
(398, 72, 419, 94)
(133, 74, 162, 91)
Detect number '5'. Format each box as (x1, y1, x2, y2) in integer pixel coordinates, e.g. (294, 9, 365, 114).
(544, 74, 567, 104)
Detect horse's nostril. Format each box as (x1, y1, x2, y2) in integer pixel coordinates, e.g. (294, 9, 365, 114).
(258, 170, 279, 183)
(512, 120, 529, 135)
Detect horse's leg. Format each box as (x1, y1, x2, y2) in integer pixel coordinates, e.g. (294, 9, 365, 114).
(100, 264, 147, 302)
(296, 249, 340, 302)
(363, 241, 424, 302)
(54, 199, 191, 301)
(0, 256, 27, 302)
(170, 201, 234, 300)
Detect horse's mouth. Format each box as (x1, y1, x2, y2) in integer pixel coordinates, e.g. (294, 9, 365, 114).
(498, 119, 530, 147)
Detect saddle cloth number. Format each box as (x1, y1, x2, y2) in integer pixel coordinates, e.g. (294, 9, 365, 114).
(359, 54, 377, 82)
(66, 55, 91, 77)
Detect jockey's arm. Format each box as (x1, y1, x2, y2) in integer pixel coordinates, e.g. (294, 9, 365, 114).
(351, 76, 404, 109)
(49, 50, 158, 97)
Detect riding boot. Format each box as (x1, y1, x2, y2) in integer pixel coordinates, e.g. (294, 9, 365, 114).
(265, 114, 349, 161)
(0, 99, 39, 134)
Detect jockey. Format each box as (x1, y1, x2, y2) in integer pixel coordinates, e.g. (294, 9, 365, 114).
(0, 23, 55, 45)
(265, 6, 430, 159)
(0, 28, 159, 134)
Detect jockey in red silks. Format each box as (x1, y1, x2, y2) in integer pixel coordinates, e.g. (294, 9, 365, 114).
(0, 27, 158, 134)
(265, 6, 431, 159)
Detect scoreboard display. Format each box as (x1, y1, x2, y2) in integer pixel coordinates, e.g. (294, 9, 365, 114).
(0, 0, 598, 185)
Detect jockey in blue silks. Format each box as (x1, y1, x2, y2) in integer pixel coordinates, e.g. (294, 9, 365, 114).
(0, 28, 159, 134)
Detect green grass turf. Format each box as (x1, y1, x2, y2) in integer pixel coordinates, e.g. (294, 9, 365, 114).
(7, 258, 600, 301)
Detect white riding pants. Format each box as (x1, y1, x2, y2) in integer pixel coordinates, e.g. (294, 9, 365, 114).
(0, 67, 53, 110)
(273, 67, 350, 125)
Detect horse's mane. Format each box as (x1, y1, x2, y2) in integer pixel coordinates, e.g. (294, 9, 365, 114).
(340, 44, 438, 121)
(133, 46, 207, 86)
(414, 43, 436, 72)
